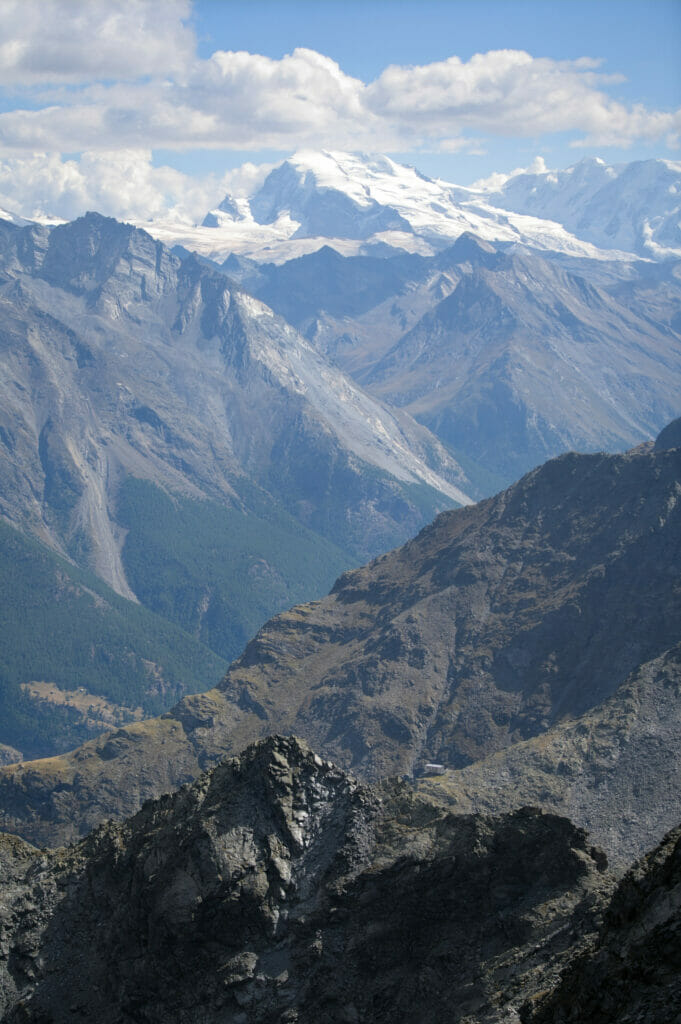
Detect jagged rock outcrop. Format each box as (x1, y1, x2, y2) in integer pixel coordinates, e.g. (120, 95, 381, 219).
(526, 822, 681, 1023)
(0, 747, 20, 768)
(0, 736, 614, 1024)
(0, 425, 679, 860)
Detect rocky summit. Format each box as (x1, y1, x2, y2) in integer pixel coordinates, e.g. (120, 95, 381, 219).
(0, 421, 679, 866)
(0, 736, 616, 1024)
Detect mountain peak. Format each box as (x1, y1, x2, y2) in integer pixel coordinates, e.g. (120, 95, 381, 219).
(654, 415, 681, 451)
(39, 212, 173, 297)
(441, 230, 499, 265)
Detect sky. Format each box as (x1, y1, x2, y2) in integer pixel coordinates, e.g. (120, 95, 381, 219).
(0, 0, 679, 224)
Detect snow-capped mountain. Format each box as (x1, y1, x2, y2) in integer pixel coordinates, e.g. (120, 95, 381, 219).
(150, 150, 644, 264)
(479, 157, 681, 259)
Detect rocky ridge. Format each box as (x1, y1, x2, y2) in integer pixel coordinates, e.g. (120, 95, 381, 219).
(0, 423, 679, 862)
(0, 211, 469, 590)
(0, 208, 475, 736)
(0, 735, 615, 1024)
(527, 821, 681, 1023)
(232, 231, 681, 490)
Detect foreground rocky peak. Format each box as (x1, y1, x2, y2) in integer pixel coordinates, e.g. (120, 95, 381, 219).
(0, 735, 615, 1023)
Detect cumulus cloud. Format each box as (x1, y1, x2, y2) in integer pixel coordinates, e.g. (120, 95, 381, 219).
(365, 51, 681, 148)
(0, 150, 230, 223)
(0, 1, 678, 221)
(0, 0, 194, 84)
(2, 44, 677, 160)
(0, 48, 376, 154)
(471, 156, 549, 192)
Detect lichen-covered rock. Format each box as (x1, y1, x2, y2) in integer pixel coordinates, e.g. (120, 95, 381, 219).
(0, 746, 21, 768)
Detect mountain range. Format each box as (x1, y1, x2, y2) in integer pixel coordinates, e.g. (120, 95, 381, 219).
(230, 232, 681, 488)
(155, 150, 681, 264)
(0, 208, 471, 756)
(0, 150, 679, 760)
(167, 150, 681, 490)
(0, 140, 680, 1019)
(2, 420, 679, 869)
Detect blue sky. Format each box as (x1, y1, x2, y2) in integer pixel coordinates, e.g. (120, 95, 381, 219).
(192, 0, 680, 103)
(184, 0, 681, 181)
(0, 0, 678, 221)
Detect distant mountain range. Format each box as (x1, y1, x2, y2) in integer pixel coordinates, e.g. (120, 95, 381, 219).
(224, 232, 681, 490)
(151, 150, 681, 263)
(483, 155, 681, 259)
(166, 151, 681, 490)
(1, 150, 679, 755)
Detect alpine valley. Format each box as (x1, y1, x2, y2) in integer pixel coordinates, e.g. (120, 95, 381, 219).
(0, 205, 470, 758)
(0, 151, 680, 1022)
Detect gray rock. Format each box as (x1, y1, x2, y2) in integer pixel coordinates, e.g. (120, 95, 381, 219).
(0, 736, 615, 1024)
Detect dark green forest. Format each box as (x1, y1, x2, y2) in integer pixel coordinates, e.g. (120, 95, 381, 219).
(0, 518, 227, 758)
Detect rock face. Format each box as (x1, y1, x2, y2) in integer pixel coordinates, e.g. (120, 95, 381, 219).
(0, 426, 679, 862)
(0, 736, 614, 1024)
(416, 642, 681, 870)
(0, 210, 469, 630)
(527, 822, 681, 1024)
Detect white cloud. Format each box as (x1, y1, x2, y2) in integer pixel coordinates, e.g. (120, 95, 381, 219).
(0, 48, 375, 153)
(471, 156, 549, 191)
(0, 0, 194, 84)
(0, 6, 678, 222)
(0, 40, 677, 158)
(365, 50, 681, 148)
(0, 150, 228, 223)
(218, 161, 277, 199)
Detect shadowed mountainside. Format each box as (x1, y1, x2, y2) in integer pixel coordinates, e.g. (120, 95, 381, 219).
(526, 820, 681, 1024)
(0, 422, 679, 860)
(0, 736, 615, 1024)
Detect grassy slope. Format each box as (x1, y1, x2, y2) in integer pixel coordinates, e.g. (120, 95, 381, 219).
(0, 518, 227, 759)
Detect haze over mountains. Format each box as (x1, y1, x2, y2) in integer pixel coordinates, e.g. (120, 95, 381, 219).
(0, 147, 680, 1020)
(233, 232, 681, 488)
(0, 149, 680, 760)
(197, 154, 681, 489)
